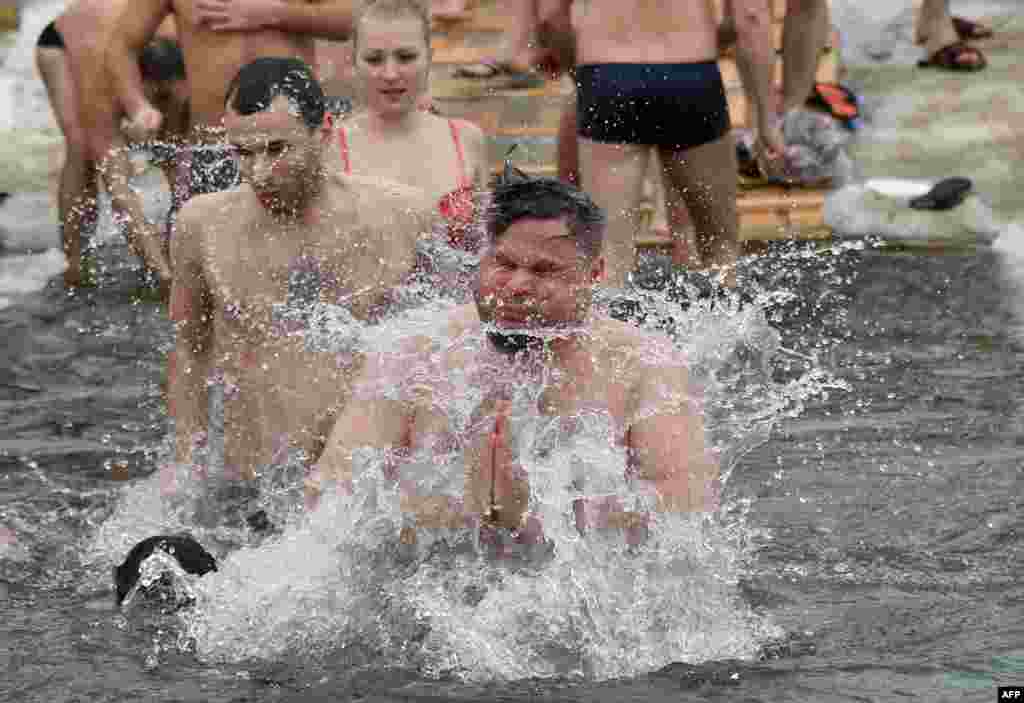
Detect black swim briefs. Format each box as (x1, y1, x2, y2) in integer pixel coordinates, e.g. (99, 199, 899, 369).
(575, 61, 731, 150)
(36, 21, 65, 50)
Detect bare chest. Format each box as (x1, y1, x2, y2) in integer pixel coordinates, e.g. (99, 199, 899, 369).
(203, 221, 405, 339)
(409, 353, 632, 450)
(344, 126, 464, 204)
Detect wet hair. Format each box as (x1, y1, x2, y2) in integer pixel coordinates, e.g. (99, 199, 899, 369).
(224, 57, 325, 130)
(139, 38, 185, 82)
(352, 0, 432, 52)
(486, 173, 607, 260)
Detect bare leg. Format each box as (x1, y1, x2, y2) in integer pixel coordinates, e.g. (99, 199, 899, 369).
(556, 94, 579, 185)
(659, 134, 740, 287)
(578, 137, 651, 288)
(501, 0, 537, 70)
(36, 46, 97, 287)
(916, 0, 985, 68)
(781, 0, 829, 113)
(916, 0, 957, 49)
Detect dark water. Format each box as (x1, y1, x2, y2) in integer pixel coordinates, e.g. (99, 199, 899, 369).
(1, 228, 1021, 701)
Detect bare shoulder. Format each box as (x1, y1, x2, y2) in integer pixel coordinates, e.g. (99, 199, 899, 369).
(593, 316, 690, 387)
(174, 190, 246, 236)
(172, 189, 252, 260)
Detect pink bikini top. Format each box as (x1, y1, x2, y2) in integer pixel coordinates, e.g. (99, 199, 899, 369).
(337, 118, 478, 250)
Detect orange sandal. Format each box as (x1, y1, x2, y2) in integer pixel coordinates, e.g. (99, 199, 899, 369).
(806, 82, 861, 127)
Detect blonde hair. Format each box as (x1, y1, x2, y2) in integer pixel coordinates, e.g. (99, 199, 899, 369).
(352, 0, 432, 52)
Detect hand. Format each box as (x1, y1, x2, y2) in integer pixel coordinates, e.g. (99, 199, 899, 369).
(195, 0, 280, 31)
(754, 124, 791, 184)
(122, 104, 163, 143)
(478, 400, 529, 530)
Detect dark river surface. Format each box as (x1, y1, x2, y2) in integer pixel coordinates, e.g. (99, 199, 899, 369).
(1, 229, 1021, 702)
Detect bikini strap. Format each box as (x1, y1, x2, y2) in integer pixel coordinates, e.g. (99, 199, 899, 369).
(448, 119, 471, 189)
(337, 124, 352, 175)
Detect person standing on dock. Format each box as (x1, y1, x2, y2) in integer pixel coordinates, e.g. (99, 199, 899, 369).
(531, 0, 786, 292)
(106, 0, 359, 245)
(35, 0, 188, 288)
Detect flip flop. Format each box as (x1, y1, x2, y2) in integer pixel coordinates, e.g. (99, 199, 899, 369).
(452, 60, 545, 89)
(806, 82, 861, 127)
(908, 177, 972, 211)
(917, 42, 987, 72)
(952, 16, 994, 41)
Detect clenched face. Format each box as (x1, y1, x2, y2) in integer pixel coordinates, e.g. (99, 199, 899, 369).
(476, 217, 604, 336)
(223, 95, 326, 215)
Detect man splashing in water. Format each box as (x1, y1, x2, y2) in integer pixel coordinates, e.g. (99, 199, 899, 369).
(308, 175, 718, 555)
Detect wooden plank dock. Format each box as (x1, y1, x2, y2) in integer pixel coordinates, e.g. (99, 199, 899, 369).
(0, 3, 17, 31)
(428, 0, 841, 253)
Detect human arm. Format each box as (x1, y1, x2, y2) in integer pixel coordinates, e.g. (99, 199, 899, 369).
(627, 362, 719, 514)
(306, 354, 410, 509)
(169, 204, 214, 465)
(535, 0, 576, 71)
(105, 0, 173, 140)
(194, 0, 356, 39)
(100, 146, 173, 285)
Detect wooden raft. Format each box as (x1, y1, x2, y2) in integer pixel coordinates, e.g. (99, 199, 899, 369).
(428, 0, 840, 250)
(0, 3, 18, 31)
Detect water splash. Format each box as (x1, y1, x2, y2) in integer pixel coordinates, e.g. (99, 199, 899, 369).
(104, 259, 844, 679)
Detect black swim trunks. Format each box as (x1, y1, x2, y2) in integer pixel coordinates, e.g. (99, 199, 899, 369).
(575, 61, 731, 150)
(36, 21, 65, 50)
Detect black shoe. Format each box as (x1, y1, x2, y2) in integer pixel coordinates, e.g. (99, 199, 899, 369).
(114, 534, 217, 605)
(908, 176, 972, 211)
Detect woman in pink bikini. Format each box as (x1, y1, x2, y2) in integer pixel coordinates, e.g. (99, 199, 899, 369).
(337, 0, 488, 292)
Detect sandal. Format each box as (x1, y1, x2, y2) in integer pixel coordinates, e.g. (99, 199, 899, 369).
(452, 60, 545, 89)
(806, 82, 861, 126)
(917, 42, 987, 72)
(952, 16, 994, 41)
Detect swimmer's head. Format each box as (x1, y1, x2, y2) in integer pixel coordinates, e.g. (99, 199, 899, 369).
(353, 0, 432, 116)
(223, 58, 330, 215)
(140, 39, 188, 135)
(225, 57, 326, 130)
(476, 177, 607, 344)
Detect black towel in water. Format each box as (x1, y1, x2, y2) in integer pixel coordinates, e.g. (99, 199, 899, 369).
(114, 535, 217, 605)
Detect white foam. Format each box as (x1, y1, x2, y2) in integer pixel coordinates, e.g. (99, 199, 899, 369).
(0, 247, 65, 308)
(825, 183, 1004, 244)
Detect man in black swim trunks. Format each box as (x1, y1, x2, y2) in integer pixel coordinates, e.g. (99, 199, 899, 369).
(531, 0, 786, 291)
(36, 0, 188, 288)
